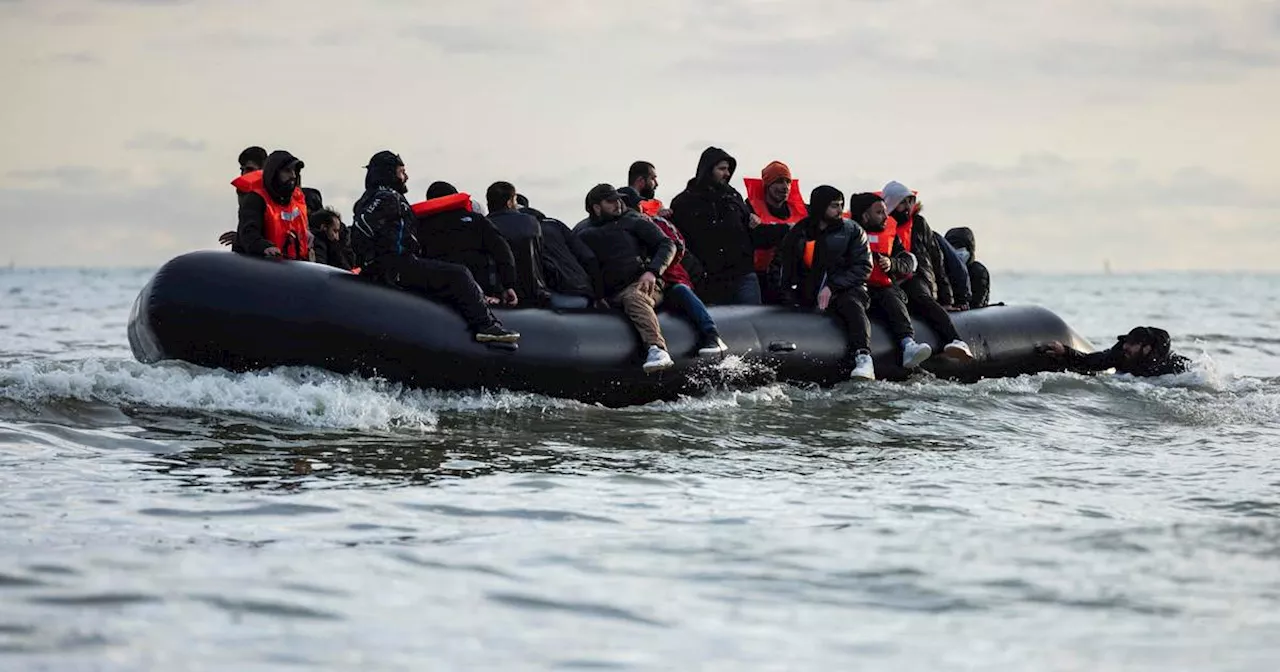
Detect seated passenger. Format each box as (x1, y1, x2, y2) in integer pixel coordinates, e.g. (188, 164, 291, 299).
(775, 186, 876, 380)
(349, 151, 519, 343)
(945, 227, 990, 309)
(220, 146, 269, 250)
(517, 195, 599, 309)
(1038, 326, 1189, 377)
(934, 230, 972, 310)
(575, 184, 677, 373)
(619, 187, 727, 356)
(848, 192, 933, 370)
(308, 207, 353, 270)
(413, 181, 519, 307)
(486, 181, 552, 307)
(743, 160, 807, 303)
(232, 150, 310, 260)
(626, 160, 671, 218)
(881, 182, 973, 361)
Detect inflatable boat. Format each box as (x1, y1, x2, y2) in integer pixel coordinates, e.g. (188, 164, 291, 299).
(128, 252, 1092, 406)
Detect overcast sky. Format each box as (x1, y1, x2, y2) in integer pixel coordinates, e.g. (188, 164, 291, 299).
(2, 0, 1278, 271)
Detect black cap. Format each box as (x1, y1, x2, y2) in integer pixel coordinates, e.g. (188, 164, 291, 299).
(584, 183, 622, 213)
(616, 186, 643, 211)
(1119, 326, 1171, 352)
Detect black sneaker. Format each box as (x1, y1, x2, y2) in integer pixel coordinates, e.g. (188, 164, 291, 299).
(696, 331, 728, 356)
(475, 323, 520, 343)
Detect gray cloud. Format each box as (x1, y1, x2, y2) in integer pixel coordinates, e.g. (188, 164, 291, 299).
(125, 133, 207, 153)
(399, 24, 539, 55)
(7, 166, 131, 190)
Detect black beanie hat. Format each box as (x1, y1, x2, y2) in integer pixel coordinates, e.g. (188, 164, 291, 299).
(426, 181, 458, 199)
(847, 192, 884, 221)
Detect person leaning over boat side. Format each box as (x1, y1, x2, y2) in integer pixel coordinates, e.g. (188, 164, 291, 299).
(232, 149, 310, 260)
(745, 160, 807, 304)
(308, 207, 353, 270)
(219, 146, 270, 250)
(575, 184, 678, 372)
(618, 186, 728, 357)
(486, 181, 552, 308)
(413, 180, 519, 308)
(517, 195, 599, 309)
(945, 226, 989, 308)
(349, 150, 519, 344)
(669, 146, 769, 305)
(776, 186, 876, 380)
(1037, 326, 1190, 377)
(881, 181, 974, 361)
(847, 192, 934, 370)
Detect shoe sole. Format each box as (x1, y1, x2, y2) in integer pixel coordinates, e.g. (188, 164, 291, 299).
(903, 344, 932, 369)
(850, 371, 876, 381)
(643, 360, 674, 373)
(476, 333, 521, 343)
(697, 347, 727, 357)
(942, 345, 974, 362)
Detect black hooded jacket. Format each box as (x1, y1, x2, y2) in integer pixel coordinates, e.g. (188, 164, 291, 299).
(575, 210, 677, 297)
(351, 151, 418, 266)
(775, 186, 873, 306)
(488, 208, 550, 304)
(945, 227, 989, 308)
(669, 147, 771, 286)
(1055, 339, 1190, 377)
(523, 206, 598, 299)
(899, 210, 951, 303)
(415, 205, 518, 296)
(237, 150, 304, 257)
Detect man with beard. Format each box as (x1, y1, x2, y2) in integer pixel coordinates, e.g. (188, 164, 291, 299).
(1038, 326, 1190, 377)
(669, 146, 773, 305)
(775, 185, 876, 380)
(349, 151, 519, 344)
(745, 160, 807, 303)
(575, 184, 678, 372)
(232, 149, 310, 260)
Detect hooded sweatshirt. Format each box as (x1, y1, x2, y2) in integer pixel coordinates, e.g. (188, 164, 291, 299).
(945, 226, 989, 308)
(236, 150, 305, 257)
(669, 146, 761, 287)
(351, 151, 419, 265)
(775, 186, 872, 306)
(881, 180, 950, 302)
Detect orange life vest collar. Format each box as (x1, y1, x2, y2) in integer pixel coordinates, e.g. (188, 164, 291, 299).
(744, 177, 808, 273)
(411, 192, 473, 218)
(230, 170, 309, 260)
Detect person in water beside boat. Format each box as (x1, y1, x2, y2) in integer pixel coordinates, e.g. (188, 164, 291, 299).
(232, 149, 311, 260)
(486, 181, 552, 308)
(413, 181, 519, 307)
(881, 181, 974, 360)
(1038, 326, 1190, 377)
(776, 186, 877, 380)
(575, 184, 678, 372)
(617, 186, 728, 356)
(945, 227, 989, 308)
(350, 150, 519, 344)
(745, 160, 807, 304)
(518, 194, 600, 309)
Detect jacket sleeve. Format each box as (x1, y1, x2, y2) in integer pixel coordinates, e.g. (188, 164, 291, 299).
(935, 232, 970, 307)
(828, 226, 872, 292)
(632, 216, 676, 277)
(775, 225, 802, 299)
(310, 233, 329, 266)
(480, 218, 519, 290)
(969, 261, 990, 308)
(1062, 344, 1122, 373)
(919, 219, 952, 304)
(236, 193, 273, 256)
(888, 236, 916, 279)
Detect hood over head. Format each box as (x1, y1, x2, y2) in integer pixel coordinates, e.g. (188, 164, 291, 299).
(364, 150, 407, 193)
(262, 150, 304, 204)
(945, 227, 977, 258)
(1119, 326, 1172, 357)
(808, 185, 845, 222)
(692, 146, 737, 188)
(881, 180, 913, 214)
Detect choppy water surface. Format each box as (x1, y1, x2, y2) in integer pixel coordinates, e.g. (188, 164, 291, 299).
(1, 266, 1278, 670)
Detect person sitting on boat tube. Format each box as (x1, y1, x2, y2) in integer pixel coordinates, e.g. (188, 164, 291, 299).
(518, 194, 601, 310)
(945, 227, 990, 309)
(774, 185, 877, 380)
(626, 160, 672, 219)
(308, 207, 353, 271)
(486, 181, 554, 308)
(847, 192, 934, 370)
(349, 150, 520, 344)
(575, 184, 679, 373)
(413, 180, 520, 308)
(232, 149, 310, 261)
(745, 160, 807, 304)
(881, 181, 974, 361)
(618, 186, 729, 357)
(1037, 326, 1190, 377)
(219, 146, 269, 251)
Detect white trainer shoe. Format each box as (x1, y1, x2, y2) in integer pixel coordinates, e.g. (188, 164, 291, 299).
(851, 353, 876, 381)
(901, 339, 932, 369)
(943, 339, 974, 361)
(642, 345, 674, 373)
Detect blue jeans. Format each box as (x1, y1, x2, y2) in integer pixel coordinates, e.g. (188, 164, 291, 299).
(665, 283, 717, 335)
(547, 292, 590, 309)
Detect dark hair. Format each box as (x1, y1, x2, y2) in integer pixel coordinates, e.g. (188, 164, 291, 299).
(516, 193, 529, 208)
(628, 161, 654, 186)
(486, 181, 517, 213)
(310, 207, 342, 231)
(238, 146, 268, 169)
(426, 181, 457, 200)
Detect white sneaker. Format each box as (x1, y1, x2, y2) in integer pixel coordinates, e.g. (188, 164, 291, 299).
(643, 345, 674, 373)
(901, 339, 932, 369)
(851, 353, 875, 381)
(943, 339, 974, 362)
(697, 333, 728, 357)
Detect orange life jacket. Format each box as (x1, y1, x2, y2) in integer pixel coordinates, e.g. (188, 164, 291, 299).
(411, 192, 473, 218)
(864, 217, 898, 288)
(639, 199, 664, 217)
(230, 170, 310, 260)
(744, 177, 807, 272)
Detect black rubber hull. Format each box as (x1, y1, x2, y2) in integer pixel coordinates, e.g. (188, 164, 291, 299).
(128, 252, 1091, 406)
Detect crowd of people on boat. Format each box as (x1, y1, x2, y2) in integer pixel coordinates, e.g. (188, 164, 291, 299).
(222, 145, 1186, 379)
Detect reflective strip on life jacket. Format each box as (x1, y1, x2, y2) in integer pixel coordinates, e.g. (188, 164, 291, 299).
(411, 192, 473, 218)
(865, 218, 898, 288)
(744, 177, 808, 272)
(231, 170, 310, 260)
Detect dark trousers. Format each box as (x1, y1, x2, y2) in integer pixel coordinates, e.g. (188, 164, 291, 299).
(375, 254, 498, 331)
(827, 289, 872, 354)
(699, 272, 762, 306)
(868, 285, 915, 343)
(904, 277, 960, 342)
